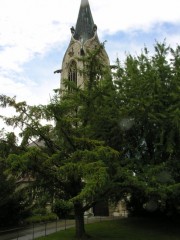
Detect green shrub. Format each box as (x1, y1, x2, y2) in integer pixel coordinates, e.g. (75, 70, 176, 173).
(32, 208, 47, 215)
(25, 213, 57, 224)
(52, 200, 73, 219)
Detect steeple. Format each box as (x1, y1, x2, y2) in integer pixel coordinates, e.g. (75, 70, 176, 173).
(73, 0, 96, 44)
(60, 0, 109, 90)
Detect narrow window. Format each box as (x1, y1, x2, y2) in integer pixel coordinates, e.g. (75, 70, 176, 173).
(68, 60, 77, 91)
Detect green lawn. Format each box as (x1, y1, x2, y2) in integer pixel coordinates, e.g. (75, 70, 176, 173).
(37, 217, 180, 240)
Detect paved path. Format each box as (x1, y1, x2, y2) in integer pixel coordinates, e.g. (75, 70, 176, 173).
(0, 219, 75, 240)
(0, 217, 109, 240)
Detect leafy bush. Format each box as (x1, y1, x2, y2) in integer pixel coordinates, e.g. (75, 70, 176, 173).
(52, 200, 73, 219)
(32, 208, 47, 216)
(25, 213, 57, 224)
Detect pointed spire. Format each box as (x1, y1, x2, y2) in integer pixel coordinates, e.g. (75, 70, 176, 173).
(81, 0, 89, 7)
(73, 0, 96, 43)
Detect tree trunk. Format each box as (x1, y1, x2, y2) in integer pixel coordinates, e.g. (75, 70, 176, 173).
(74, 202, 87, 239)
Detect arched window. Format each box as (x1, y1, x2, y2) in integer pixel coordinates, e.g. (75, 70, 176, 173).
(68, 60, 77, 91)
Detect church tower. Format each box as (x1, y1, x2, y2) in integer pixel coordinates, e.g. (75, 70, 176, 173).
(60, 0, 109, 90)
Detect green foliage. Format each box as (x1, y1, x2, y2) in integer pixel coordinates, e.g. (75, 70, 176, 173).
(25, 213, 57, 224)
(0, 130, 20, 158)
(0, 134, 30, 227)
(0, 41, 179, 234)
(114, 41, 180, 215)
(115, 42, 179, 161)
(0, 45, 118, 237)
(52, 200, 73, 219)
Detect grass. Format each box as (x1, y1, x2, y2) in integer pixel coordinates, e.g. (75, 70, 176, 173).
(37, 217, 180, 240)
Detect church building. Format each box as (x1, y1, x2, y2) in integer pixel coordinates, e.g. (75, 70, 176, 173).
(59, 0, 127, 217)
(60, 0, 109, 90)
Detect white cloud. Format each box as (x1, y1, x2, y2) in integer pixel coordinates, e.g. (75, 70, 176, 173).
(0, 0, 180, 132)
(0, 0, 80, 72)
(92, 0, 180, 33)
(1, 0, 180, 69)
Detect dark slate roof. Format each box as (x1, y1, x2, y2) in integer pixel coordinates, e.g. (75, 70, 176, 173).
(74, 0, 95, 43)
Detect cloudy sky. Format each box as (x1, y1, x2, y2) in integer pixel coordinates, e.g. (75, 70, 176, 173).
(0, 0, 180, 125)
